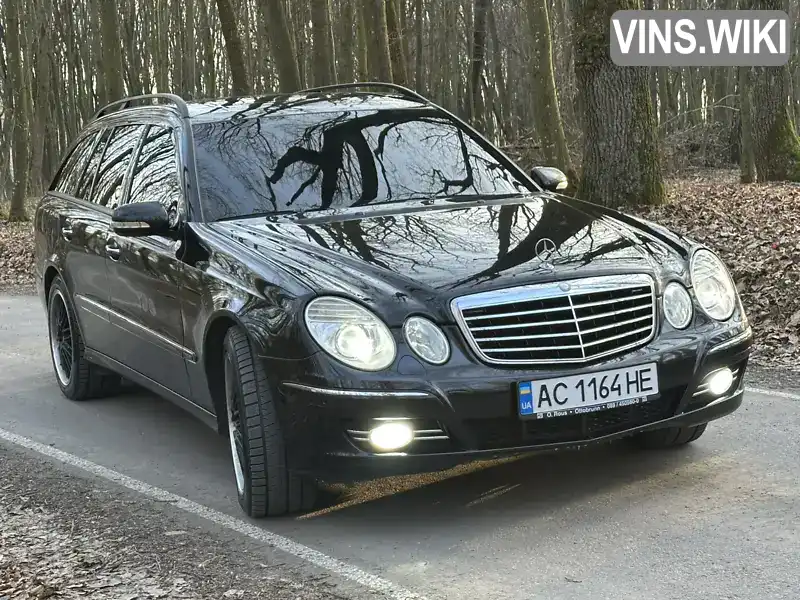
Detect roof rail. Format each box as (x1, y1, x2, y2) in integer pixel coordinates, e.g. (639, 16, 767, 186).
(298, 82, 433, 106)
(93, 93, 190, 120)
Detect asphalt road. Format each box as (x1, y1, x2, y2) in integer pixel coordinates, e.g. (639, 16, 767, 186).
(1, 294, 799, 600)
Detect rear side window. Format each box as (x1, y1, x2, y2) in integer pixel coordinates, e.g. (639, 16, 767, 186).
(91, 125, 145, 209)
(76, 129, 112, 201)
(52, 132, 99, 195)
(127, 125, 181, 213)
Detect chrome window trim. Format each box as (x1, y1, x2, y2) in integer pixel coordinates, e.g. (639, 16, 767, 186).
(281, 382, 432, 398)
(450, 274, 657, 365)
(74, 294, 196, 361)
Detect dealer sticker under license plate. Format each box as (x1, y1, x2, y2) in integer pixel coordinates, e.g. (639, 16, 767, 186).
(518, 363, 659, 419)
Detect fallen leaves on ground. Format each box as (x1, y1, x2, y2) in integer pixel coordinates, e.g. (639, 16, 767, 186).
(0, 501, 197, 600)
(635, 169, 800, 370)
(0, 220, 35, 289)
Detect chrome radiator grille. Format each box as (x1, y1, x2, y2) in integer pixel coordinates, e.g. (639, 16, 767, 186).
(451, 274, 656, 365)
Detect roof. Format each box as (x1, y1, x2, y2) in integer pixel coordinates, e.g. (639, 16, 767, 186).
(185, 92, 429, 124)
(91, 86, 435, 125)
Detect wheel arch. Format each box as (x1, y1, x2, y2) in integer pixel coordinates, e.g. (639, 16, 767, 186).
(43, 264, 61, 300)
(202, 310, 251, 434)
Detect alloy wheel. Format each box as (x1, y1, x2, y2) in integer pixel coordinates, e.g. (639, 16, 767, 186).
(49, 290, 74, 387)
(224, 353, 246, 496)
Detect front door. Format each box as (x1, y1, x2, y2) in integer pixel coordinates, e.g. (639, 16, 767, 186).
(102, 125, 192, 399)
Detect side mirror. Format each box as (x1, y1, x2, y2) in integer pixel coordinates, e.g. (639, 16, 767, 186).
(530, 166, 569, 192)
(111, 201, 172, 237)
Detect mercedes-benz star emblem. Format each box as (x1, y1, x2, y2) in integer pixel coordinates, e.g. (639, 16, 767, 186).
(534, 238, 557, 261)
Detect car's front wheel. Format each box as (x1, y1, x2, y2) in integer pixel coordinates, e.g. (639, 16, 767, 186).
(631, 424, 707, 449)
(47, 277, 121, 400)
(223, 327, 316, 517)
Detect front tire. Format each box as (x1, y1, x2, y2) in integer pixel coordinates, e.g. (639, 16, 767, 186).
(631, 424, 708, 449)
(223, 327, 316, 517)
(47, 277, 121, 401)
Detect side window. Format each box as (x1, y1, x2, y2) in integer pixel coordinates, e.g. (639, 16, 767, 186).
(75, 129, 112, 202)
(52, 132, 99, 195)
(127, 125, 181, 214)
(91, 125, 145, 209)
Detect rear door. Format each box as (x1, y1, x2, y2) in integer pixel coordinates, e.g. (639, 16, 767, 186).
(46, 129, 117, 356)
(103, 124, 192, 398)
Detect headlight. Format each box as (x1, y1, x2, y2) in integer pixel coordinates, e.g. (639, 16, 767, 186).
(690, 249, 736, 321)
(403, 316, 450, 365)
(305, 297, 396, 371)
(663, 282, 693, 329)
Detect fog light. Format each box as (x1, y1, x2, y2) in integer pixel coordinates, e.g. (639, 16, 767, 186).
(368, 422, 414, 451)
(707, 367, 734, 396)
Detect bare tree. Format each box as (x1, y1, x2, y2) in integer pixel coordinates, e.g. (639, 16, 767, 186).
(310, 0, 336, 86)
(468, 0, 491, 129)
(362, 0, 393, 81)
(739, 67, 757, 183)
(385, 0, 408, 85)
(573, 0, 664, 206)
(100, 0, 126, 105)
(5, 0, 28, 220)
(215, 0, 250, 95)
(748, 0, 800, 184)
(526, 0, 572, 175)
(259, 0, 302, 91)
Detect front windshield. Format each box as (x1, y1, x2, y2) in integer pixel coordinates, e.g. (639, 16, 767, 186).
(192, 108, 532, 221)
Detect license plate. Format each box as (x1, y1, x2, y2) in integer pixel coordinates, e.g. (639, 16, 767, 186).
(518, 363, 659, 419)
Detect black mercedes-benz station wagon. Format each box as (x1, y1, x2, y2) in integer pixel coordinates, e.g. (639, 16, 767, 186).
(36, 83, 752, 516)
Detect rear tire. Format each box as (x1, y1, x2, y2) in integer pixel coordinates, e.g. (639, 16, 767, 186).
(631, 424, 708, 449)
(223, 327, 316, 517)
(47, 277, 122, 401)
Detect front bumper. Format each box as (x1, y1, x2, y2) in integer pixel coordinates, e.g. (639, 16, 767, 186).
(275, 324, 753, 482)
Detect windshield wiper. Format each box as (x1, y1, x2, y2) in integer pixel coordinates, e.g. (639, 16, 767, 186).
(215, 210, 294, 222)
(436, 192, 530, 203)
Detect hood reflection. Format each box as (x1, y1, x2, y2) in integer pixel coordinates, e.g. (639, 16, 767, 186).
(210, 197, 648, 292)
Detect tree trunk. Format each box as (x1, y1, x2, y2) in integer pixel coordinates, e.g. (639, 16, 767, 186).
(526, 0, 572, 175)
(100, 0, 125, 103)
(751, 63, 800, 182)
(469, 0, 491, 128)
(414, 0, 424, 92)
(386, 0, 408, 85)
(260, 0, 302, 91)
(749, 0, 800, 181)
(198, 0, 217, 96)
(574, 0, 664, 206)
(489, 5, 510, 138)
(171, 0, 185, 97)
(155, 0, 170, 93)
(738, 67, 757, 184)
(215, 0, 250, 95)
(362, 0, 393, 81)
(356, 3, 370, 80)
(311, 0, 336, 86)
(337, 0, 356, 83)
(184, 0, 198, 97)
(6, 0, 29, 220)
(31, 10, 52, 193)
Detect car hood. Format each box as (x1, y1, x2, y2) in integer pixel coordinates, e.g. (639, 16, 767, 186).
(203, 196, 690, 322)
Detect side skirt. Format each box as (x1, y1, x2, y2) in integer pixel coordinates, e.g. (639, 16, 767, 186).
(84, 348, 219, 431)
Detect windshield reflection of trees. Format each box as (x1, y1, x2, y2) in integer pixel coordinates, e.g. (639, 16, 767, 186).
(194, 95, 528, 220)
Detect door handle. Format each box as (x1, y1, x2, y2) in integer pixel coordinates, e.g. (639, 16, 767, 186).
(105, 238, 121, 260)
(61, 221, 73, 241)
